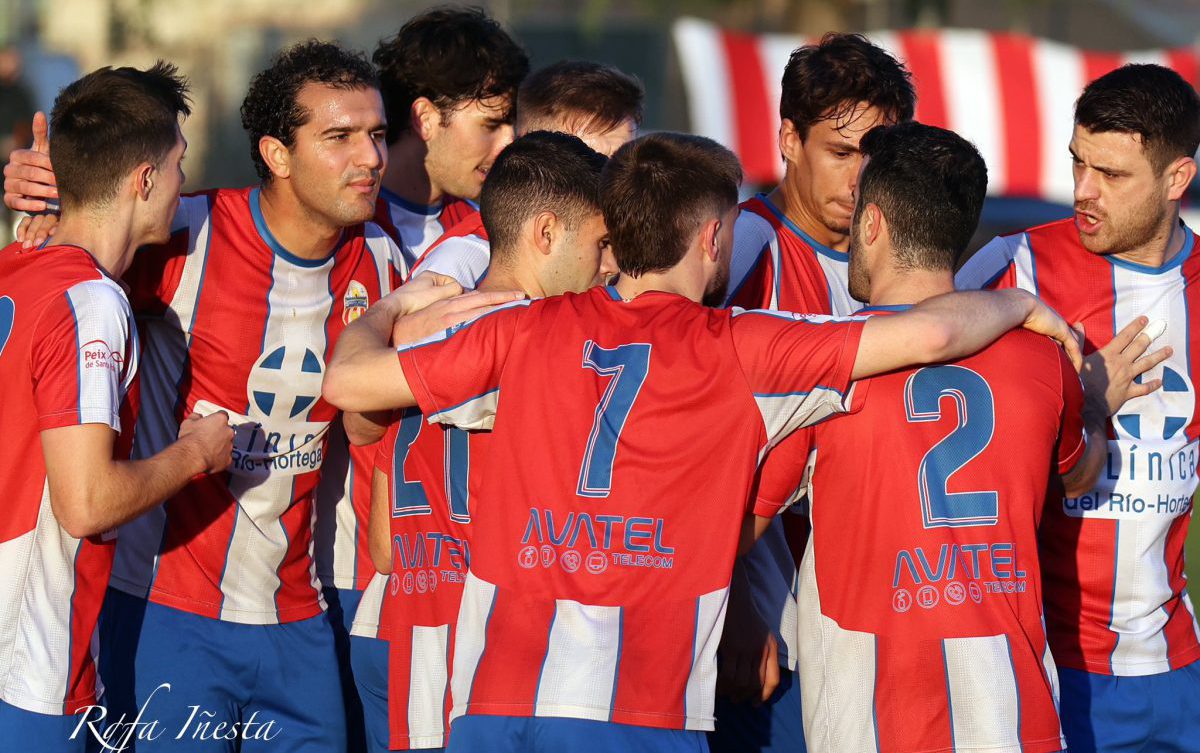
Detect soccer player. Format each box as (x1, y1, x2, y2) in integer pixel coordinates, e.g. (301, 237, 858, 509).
(411, 59, 644, 288)
(0, 63, 232, 751)
(349, 131, 615, 753)
(369, 6, 529, 267)
(956, 64, 1200, 753)
(764, 121, 1109, 753)
(55, 42, 425, 753)
(716, 33, 915, 753)
(322, 132, 1081, 752)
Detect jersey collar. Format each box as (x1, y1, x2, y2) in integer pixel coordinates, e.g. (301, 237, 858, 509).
(755, 193, 849, 262)
(249, 187, 339, 268)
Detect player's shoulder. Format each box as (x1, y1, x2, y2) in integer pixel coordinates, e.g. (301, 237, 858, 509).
(0, 244, 106, 292)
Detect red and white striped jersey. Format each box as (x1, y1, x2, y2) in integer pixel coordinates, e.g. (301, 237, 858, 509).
(351, 413, 479, 749)
(109, 187, 403, 624)
(314, 424, 387, 591)
(725, 192, 862, 672)
(410, 209, 491, 289)
(374, 189, 477, 270)
(0, 243, 137, 714)
(758, 313, 1083, 753)
(957, 218, 1200, 676)
(397, 287, 864, 730)
(727, 194, 861, 317)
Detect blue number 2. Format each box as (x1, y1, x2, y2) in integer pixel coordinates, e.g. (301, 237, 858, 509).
(577, 341, 651, 498)
(392, 408, 471, 522)
(904, 365, 998, 528)
(0, 296, 13, 358)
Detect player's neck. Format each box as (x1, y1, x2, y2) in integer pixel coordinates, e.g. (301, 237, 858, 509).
(477, 264, 543, 299)
(613, 268, 701, 303)
(382, 137, 441, 208)
(868, 268, 954, 307)
(51, 209, 138, 279)
(768, 182, 850, 253)
(257, 184, 343, 260)
(1112, 209, 1185, 269)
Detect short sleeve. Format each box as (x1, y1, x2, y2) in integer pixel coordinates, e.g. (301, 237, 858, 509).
(396, 300, 530, 430)
(411, 235, 491, 290)
(751, 427, 815, 518)
(1056, 348, 1088, 475)
(31, 279, 133, 432)
(955, 234, 1019, 291)
(730, 309, 864, 445)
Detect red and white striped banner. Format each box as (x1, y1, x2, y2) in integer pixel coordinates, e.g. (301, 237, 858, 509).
(674, 18, 1200, 203)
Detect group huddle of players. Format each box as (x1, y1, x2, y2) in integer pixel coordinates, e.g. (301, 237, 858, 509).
(1, 6, 1198, 753)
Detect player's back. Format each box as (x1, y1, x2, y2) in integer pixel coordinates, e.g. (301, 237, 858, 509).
(399, 285, 861, 730)
(0, 242, 134, 714)
(794, 323, 1080, 753)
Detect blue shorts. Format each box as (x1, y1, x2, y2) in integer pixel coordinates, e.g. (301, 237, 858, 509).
(325, 586, 367, 752)
(708, 666, 805, 753)
(0, 699, 99, 753)
(350, 632, 390, 753)
(447, 715, 708, 753)
(99, 587, 346, 752)
(1059, 662, 1200, 752)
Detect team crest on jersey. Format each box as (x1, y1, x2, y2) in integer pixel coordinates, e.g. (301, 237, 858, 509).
(343, 280, 370, 324)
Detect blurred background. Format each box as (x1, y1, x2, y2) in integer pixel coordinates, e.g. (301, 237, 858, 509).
(2, 0, 1200, 578)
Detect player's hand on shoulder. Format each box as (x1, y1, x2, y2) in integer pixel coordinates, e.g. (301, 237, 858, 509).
(16, 212, 58, 249)
(177, 411, 235, 474)
(3, 111, 58, 213)
(1079, 316, 1172, 416)
(1018, 292, 1082, 370)
(391, 280, 524, 346)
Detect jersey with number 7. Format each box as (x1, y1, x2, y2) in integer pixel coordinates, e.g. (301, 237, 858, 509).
(395, 285, 865, 731)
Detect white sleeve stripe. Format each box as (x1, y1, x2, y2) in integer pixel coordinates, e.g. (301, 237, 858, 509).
(428, 389, 499, 431)
(64, 280, 131, 430)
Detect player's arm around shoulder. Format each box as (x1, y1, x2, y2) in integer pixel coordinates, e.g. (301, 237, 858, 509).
(323, 272, 523, 413)
(851, 288, 1081, 380)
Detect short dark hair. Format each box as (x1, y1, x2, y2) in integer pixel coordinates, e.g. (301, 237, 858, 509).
(374, 7, 529, 145)
(857, 122, 987, 270)
(780, 33, 914, 138)
(481, 131, 606, 259)
(517, 60, 644, 135)
(50, 61, 190, 210)
(601, 133, 742, 277)
(240, 40, 379, 182)
(1075, 64, 1200, 173)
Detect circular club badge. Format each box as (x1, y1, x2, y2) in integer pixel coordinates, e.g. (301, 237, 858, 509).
(916, 585, 940, 609)
(561, 550, 582, 573)
(585, 551, 608, 575)
(892, 588, 913, 613)
(518, 546, 539, 569)
(943, 582, 966, 606)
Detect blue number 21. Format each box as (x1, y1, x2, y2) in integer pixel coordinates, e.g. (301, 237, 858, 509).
(577, 341, 651, 498)
(392, 408, 470, 523)
(904, 365, 998, 528)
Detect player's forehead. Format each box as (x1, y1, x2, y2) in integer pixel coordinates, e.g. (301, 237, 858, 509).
(1070, 124, 1153, 171)
(445, 93, 513, 127)
(810, 101, 891, 146)
(294, 82, 386, 131)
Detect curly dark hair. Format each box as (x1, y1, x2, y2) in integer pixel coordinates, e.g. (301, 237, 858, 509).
(781, 33, 914, 137)
(240, 39, 380, 182)
(373, 6, 529, 145)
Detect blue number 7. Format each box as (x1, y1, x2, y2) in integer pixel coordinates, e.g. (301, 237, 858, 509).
(577, 341, 651, 498)
(904, 365, 999, 528)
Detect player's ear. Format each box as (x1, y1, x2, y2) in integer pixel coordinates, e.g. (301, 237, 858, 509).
(779, 118, 802, 164)
(132, 162, 155, 202)
(701, 216, 722, 262)
(412, 98, 440, 143)
(531, 211, 557, 256)
(1166, 156, 1196, 202)
(259, 136, 291, 180)
(862, 203, 885, 247)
